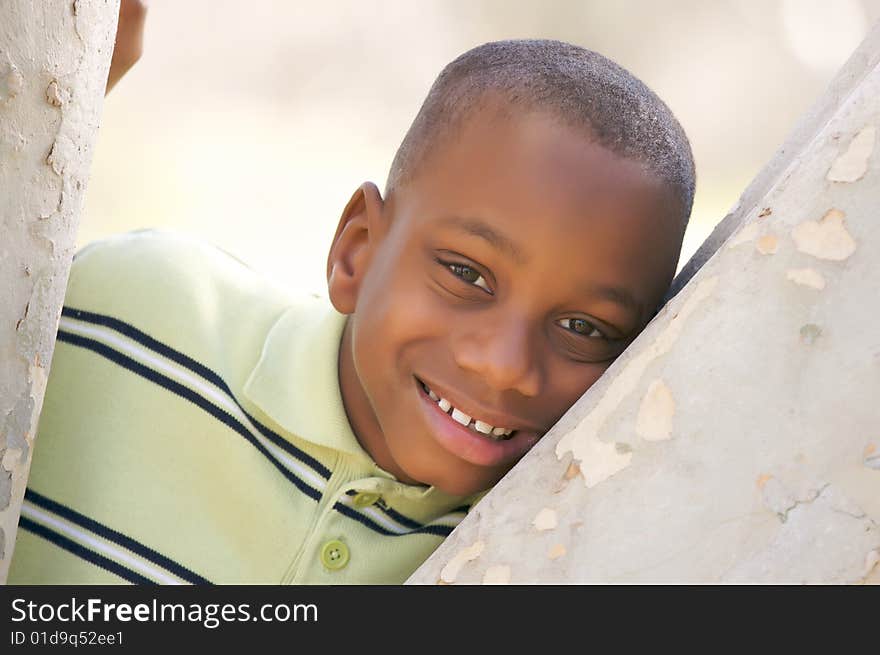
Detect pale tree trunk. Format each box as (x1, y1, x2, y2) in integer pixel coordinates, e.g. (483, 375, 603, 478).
(0, 0, 118, 583)
(409, 23, 880, 585)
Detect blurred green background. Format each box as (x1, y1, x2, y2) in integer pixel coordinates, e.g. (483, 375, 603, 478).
(84, 0, 880, 296)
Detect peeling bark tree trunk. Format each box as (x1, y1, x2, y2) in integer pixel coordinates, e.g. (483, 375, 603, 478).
(408, 23, 880, 585)
(0, 1, 118, 583)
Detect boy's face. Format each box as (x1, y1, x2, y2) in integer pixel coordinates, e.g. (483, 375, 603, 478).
(327, 107, 684, 497)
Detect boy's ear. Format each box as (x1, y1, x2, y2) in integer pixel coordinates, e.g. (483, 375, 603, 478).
(326, 181, 386, 315)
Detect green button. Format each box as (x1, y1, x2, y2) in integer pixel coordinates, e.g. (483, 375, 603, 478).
(320, 540, 350, 570)
(352, 492, 381, 508)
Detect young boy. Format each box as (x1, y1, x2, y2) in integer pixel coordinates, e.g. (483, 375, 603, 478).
(9, 34, 694, 583)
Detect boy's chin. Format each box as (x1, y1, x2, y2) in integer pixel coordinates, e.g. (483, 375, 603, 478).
(388, 439, 505, 497)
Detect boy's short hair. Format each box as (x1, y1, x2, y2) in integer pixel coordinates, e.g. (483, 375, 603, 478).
(386, 39, 696, 230)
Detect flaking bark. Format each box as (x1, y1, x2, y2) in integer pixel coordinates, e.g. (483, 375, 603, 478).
(0, 0, 119, 583)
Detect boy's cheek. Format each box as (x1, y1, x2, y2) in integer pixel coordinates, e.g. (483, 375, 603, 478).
(359, 281, 451, 348)
(543, 361, 610, 420)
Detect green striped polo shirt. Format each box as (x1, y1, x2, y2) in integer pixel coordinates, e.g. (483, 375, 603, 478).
(9, 230, 479, 584)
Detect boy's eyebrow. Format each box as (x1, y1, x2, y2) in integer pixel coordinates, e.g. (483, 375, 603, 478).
(437, 216, 526, 265)
(582, 283, 643, 321)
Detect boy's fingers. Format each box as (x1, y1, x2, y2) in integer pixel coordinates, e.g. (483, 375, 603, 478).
(106, 0, 148, 94)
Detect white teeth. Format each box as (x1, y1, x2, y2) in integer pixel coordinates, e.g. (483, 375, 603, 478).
(451, 408, 471, 426)
(423, 382, 514, 439)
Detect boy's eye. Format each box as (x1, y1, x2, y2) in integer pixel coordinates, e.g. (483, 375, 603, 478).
(446, 262, 492, 293)
(558, 317, 604, 339)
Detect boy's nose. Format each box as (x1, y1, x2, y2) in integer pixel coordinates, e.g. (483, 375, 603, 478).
(452, 319, 543, 398)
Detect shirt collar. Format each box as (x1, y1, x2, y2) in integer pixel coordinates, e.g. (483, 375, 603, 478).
(242, 295, 369, 459)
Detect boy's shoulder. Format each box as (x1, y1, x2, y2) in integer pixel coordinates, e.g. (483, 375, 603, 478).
(63, 229, 302, 370)
(70, 229, 283, 299)
(70, 228, 294, 304)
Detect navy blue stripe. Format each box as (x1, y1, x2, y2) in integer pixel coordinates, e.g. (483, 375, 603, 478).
(344, 490, 469, 532)
(25, 488, 211, 585)
(57, 330, 322, 502)
(332, 502, 455, 538)
(18, 516, 155, 585)
(246, 414, 331, 480)
(382, 505, 436, 530)
(62, 306, 227, 390)
(61, 306, 332, 480)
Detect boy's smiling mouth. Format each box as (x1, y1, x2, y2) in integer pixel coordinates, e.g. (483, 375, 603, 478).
(413, 376, 545, 468)
(418, 378, 515, 440)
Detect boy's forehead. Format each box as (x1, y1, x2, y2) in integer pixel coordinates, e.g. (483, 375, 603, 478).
(398, 107, 678, 230)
